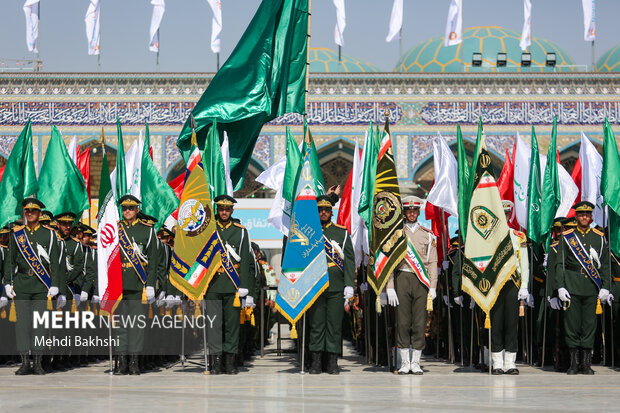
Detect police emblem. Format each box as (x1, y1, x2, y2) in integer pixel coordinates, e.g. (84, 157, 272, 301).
(470, 206, 498, 240)
(372, 191, 400, 229)
(178, 199, 210, 236)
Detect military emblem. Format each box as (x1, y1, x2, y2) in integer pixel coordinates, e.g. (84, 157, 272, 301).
(470, 206, 499, 240)
(372, 191, 400, 229)
(178, 199, 210, 236)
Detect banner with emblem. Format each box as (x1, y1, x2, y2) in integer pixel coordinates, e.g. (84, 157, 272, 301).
(462, 135, 517, 321)
(276, 150, 329, 336)
(169, 136, 223, 300)
(367, 119, 406, 304)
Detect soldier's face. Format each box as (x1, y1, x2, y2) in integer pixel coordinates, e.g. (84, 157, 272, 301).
(0, 234, 8, 245)
(575, 212, 592, 228)
(318, 207, 332, 224)
(404, 207, 419, 223)
(58, 221, 72, 237)
(217, 206, 233, 222)
(81, 234, 91, 246)
(24, 208, 40, 224)
(122, 206, 138, 221)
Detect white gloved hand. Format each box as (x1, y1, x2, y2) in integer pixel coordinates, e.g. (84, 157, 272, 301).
(48, 286, 59, 297)
(442, 260, 449, 270)
(145, 286, 155, 300)
(360, 282, 368, 292)
(548, 297, 561, 310)
(158, 291, 166, 300)
(80, 291, 89, 302)
(165, 295, 176, 309)
(238, 288, 249, 298)
(454, 296, 464, 307)
(56, 295, 67, 309)
(379, 292, 387, 307)
(174, 295, 182, 305)
(343, 286, 354, 301)
(91, 295, 100, 304)
(429, 288, 437, 300)
(4, 284, 15, 299)
(245, 296, 255, 308)
(598, 288, 610, 303)
(0, 297, 8, 309)
(74, 294, 81, 306)
(469, 298, 476, 310)
(386, 288, 399, 306)
(558, 288, 571, 302)
(542, 253, 548, 267)
(527, 293, 534, 308)
(605, 293, 614, 306)
(443, 295, 450, 307)
(517, 288, 529, 301)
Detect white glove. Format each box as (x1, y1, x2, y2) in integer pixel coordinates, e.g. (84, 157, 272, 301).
(245, 296, 255, 308)
(74, 294, 81, 306)
(0, 297, 8, 309)
(605, 293, 614, 306)
(56, 295, 67, 309)
(442, 260, 449, 270)
(80, 291, 89, 302)
(558, 288, 571, 302)
(91, 295, 100, 304)
(158, 291, 166, 300)
(343, 286, 354, 300)
(469, 298, 476, 310)
(443, 295, 450, 307)
(48, 286, 59, 297)
(542, 253, 548, 267)
(165, 295, 176, 309)
(548, 297, 561, 310)
(598, 288, 610, 303)
(360, 282, 368, 292)
(517, 288, 529, 301)
(145, 286, 155, 300)
(379, 292, 387, 307)
(4, 284, 15, 299)
(429, 288, 437, 300)
(238, 288, 249, 298)
(454, 296, 464, 307)
(386, 288, 399, 306)
(527, 293, 534, 308)
(174, 295, 182, 305)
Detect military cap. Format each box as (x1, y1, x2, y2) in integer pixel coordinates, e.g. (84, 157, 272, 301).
(573, 201, 594, 213)
(402, 195, 424, 209)
(118, 194, 141, 207)
(214, 194, 236, 206)
(564, 218, 578, 228)
(158, 227, 174, 238)
(39, 210, 54, 223)
(81, 224, 96, 236)
(450, 237, 459, 247)
(316, 195, 334, 208)
(552, 217, 565, 228)
(55, 212, 77, 223)
(138, 212, 158, 225)
(502, 200, 514, 212)
(0, 226, 9, 235)
(22, 197, 45, 210)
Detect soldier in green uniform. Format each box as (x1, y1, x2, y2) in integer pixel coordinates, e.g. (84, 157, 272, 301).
(207, 195, 253, 375)
(307, 195, 354, 375)
(3, 198, 61, 375)
(555, 201, 610, 375)
(115, 195, 158, 375)
(609, 250, 619, 367)
(79, 224, 98, 306)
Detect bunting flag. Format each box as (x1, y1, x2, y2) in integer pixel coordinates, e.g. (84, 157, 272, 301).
(85, 0, 101, 55)
(386, 0, 403, 42)
(169, 130, 222, 300)
(333, 0, 346, 47)
(367, 120, 406, 302)
(527, 127, 543, 243)
(23, 0, 40, 53)
(149, 0, 166, 52)
(176, 0, 308, 190)
(580, 131, 605, 226)
(275, 151, 329, 334)
(206, 0, 223, 54)
(602, 119, 620, 256)
(520, 0, 532, 51)
(444, 0, 462, 46)
(541, 118, 561, 239)
(0, 120, 38, 228)
(582, 0, 596, 41)
(426, 133, 458, 217)
(462, 136, 517, 322)
(97, 147, 123, 316)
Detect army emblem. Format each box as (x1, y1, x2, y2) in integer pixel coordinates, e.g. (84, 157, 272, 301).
(373, 191, 400, 230)
(178, 199, 210, 236)
(470, 206, 498, 240)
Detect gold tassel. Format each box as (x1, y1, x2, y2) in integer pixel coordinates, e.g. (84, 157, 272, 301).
(250, 312, 255, 327)
(165, 308, 172, 316)
(93, 306, 98, 316)
(71, 300, 77, 313)
(484, 313, 491, 329)
(519, 302, 525, 317)
(290, 324, 298, 339)
(159, 305, 165, 316)
(426, 294, 433, 312)
(47, 295, 53, 310)
(240, 308, 245, 323)
(194, 301, 201, 318)
(176, 306, 183, 317)
(9, 300, 17, 322)
(148, 304, 153, 319)
(141, 286, 147, 304)
(596, 298, 603, 315)
(85, 301, 91, 313)
(0, 308, 6, 319)
(375, 296, 382, 314)
(233, 292, 240, 308)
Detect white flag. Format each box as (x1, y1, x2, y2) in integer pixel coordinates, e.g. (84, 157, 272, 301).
(125, 131, 144, 199)
(444, 0, 462, 47)
(513, 132, 531, 229)
(520, 0, 532, 51)
(582, 0, 596, 41)
(257, 156, 288, 235)
(206, 0, 222, 54)
(349, 139, 365, 267)
(68, 136, 79, 164)
(149, 0, 165, 53)
(85, 0, 101, 55)
(426, 133, 459, 217)
(333, 0, 346, 47)
(221, 132, 234, 197)
(23, 0, 39, 53)
(579, 132, 606, 226)
(556, 163, 579, 219)
(386, 0, 403, 43)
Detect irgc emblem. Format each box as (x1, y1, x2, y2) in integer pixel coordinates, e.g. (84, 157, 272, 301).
(373, 191, 400, 230)
(178, 199, 210, 236)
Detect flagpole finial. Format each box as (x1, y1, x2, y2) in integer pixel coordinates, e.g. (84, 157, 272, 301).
(384, 109, 390, 118)
(99, 128, 105, 147)
(189, 114, 198, 147)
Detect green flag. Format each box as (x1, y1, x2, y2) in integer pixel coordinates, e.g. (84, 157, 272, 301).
(0, 120, 38, 227)
(301, 124, 326, 196)
(176, 0, 309, 190)
(115, 118, 127, 199)
(457, 125, 470, 239)
(602, 119, 620, 256)
(540, 117, 561, 240)
(358, 123, 378, 228)
(140, 124, 179, 231)
(527, 126, 543, 244)
(282, 126, 302, 206)
(203, 120, 229, 202)
(38, 126, 89, 217)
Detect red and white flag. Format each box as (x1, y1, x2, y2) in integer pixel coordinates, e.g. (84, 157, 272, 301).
(582, 0, 596, 41)
(579, 132, 605, 226)
(497, 146, 519, 229)
(444, 0, 462, 47)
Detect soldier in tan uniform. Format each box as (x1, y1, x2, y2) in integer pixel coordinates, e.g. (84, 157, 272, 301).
(386, 196, 437, 375)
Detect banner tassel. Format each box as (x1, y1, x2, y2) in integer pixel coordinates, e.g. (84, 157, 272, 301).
(375, 296, 382, 314)
(290, 324, 298, 339)
(160, 305, 165, 316)
(519, 301, 525, 317)
(233, 292, 240, 308)
(47, 295, 53, 310)
(0, 308, 6, 319)
(194, 300, 201, 318)
(596, 298, 603, 315)
(484, 313, 491, 329)
(176, 306, 183, 317)
(9, 300, 17, 322)
(148, 304, 153, 319)
(250, 311, 255, 327)
(426, 294, 433, 312)
(71, 300, 77, 313)
(141, 286, 147, 304)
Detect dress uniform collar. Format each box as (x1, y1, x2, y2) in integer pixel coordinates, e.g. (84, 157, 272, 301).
(323, 222, 332, 229)
(123, 219, 139, 227)
(217, 219, 232, 229)
(577, 226, 591, 235)
(26, 223, 40, 233)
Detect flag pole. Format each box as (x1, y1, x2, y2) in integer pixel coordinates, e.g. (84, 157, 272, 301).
(156, 29, 160, 72)
(216, 52, 220, 71)
(304, 0, 312, 117)
(36, 2, 40, 72)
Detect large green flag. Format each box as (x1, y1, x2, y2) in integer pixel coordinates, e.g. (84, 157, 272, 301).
(140, 124, 179, 231)
(176, 0, 309, 190)
(527, 126, 543, 244)
(115, 118, 127, 199)
(204, 120, 229, 202)
(38, 126, 89, 217)
(0, 120, 38, 227)
(540, 118, 561, 240)
(358, 123, 378, 228)
(281, 126, 303, 230)
(602, 119, 620, 256)
(457, 125, 470, 239)
(301, 124, 326, 196)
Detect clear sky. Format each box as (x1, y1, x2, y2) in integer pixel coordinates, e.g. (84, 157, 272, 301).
(0, 0, 618, 72)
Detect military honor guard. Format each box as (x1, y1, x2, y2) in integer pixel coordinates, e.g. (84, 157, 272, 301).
(387, 196, 437, 375)
(555, 201, 610, 375)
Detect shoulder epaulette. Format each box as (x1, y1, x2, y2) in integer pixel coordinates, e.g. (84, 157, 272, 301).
(11, 225, 25, 232)
(592, 228, 604, 237)
(333, 223, 347, 230)
(420, 226, 433, 234)
(233, 222, 245, 229)
(562, 229, 575, 235)
(550, 241, 559, 248)
(140, 220, 154, 227)
(71, 236, 81, 243)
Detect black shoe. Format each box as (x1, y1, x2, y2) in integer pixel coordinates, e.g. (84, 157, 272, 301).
(114, 356, 129, 375)
(581, 349, 594, 375)
(504, 368, 519, 375)
(309, 352, 322, 374)
(41, 356, 53, 373)
(211, 355, 222, 375)
(491, 369, 504, 375)
(50, 357, 66, 372)
(15, 353, 32, 376)
(567, 348, 580, 375)
(225, 353, 238, 375)
(326, 353, 339, 375)
(32, 355, 46, 375)
(128, 354, 141, 375)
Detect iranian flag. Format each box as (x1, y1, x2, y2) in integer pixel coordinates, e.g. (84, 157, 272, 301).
(97, 147, 123, 316)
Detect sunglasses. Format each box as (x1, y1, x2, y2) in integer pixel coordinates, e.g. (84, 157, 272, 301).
(318, 207, 332, 212)
(24, 208, 39, 213)
(122, 206, 137, 211)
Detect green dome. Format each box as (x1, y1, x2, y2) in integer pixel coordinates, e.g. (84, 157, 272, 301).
(596, 45, 620, 72)
(396, 26, 576, 73)
(309, 47, 381, 73)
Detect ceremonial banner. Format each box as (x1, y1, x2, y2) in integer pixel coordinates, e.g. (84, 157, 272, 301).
(527, 127, 543, 243)
(149, 0, 165, 52)
(541, 118, 561, 239)
(602, 119, 620, 256)
(84, 0, 101, 55)
(206, 0, 222, 54)
(170, 137, 222, 300)
(457, 125, 470, 237)
(580, 132, 605, 226)
(426, 133, 458, 217)
(276, 151, 329, 336)
(520, 0, 532, 51)
(386, 0, 403, 42)
(367, 121, 406, 300)
(462, 138, 517, 320)
(513, 132, 530, 229)
(582, 0, 596, 41)
(444, 0, 462, 46)
(23, 0, 40, 53)
(333, 0, 346, 46)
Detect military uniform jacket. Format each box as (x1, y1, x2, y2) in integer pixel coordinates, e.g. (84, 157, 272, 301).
(610, 252, 619, 301)
(119, 219, 158, 291)
(60, 236, 85, 297)
(322, 222, 355, 293)
(389, 222, 438, 290)
(509, 229, 529, 291)
(207, 220, 253, 295)
(163, 243, 182, 296)
(81, 246, 97, 296)
(0, 245, 5, 295)
(555, 227, 610, 296)
(449, 246, 463, 296)
(4, 224, 60, 294)
(547, 240, 559, 297)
